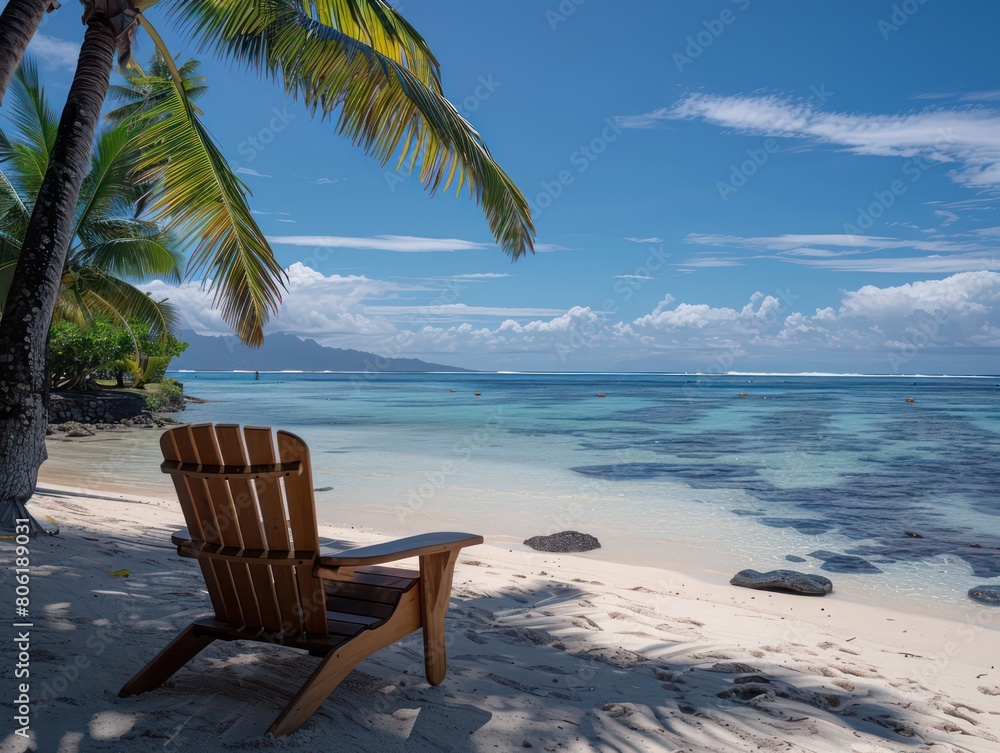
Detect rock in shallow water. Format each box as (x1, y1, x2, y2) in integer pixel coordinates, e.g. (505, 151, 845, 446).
(523, 531, 601, 553)
(730, 569, 833, 596)
(968, 586, 1000, 605)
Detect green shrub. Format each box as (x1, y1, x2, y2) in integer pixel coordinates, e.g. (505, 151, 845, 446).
(120, 322, 188, 387)
(144, 378, 184, 412)
(48, 318, 134, 391)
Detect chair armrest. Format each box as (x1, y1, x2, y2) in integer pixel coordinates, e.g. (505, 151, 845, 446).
(317, 532, 483, 569)
(172, 528, 193, 548)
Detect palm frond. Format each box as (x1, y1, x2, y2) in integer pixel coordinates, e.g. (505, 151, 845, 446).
(76, 228, 184, 283)
(119, 23, 285, 346)
(170, 0, 535, 258)
(74, 123, 150, 240)
(0, 167, 29, 240)
(107, 53, 209, 123)
(4, 58, 59, 198)
(298, 0, 441, 90)
(65, 266, 178, 339)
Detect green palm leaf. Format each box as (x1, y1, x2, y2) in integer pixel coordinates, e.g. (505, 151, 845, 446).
(76, 233, 183, 283)
(3, 57, 58, 200)
(0, 167, 29, 241)
(74, 124, 151, 242)
(296, 0, 441, 90)
(108, 55, 209, 123)
(1, 58, 184, 341)
(118, 24, 284, 347)
(169, 0, 535, 258)
(64, 266, 178, 339)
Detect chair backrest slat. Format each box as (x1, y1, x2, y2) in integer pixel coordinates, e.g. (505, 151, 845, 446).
(160, 427, 230, 623)
(277, 430, 327, 635)
(236, 425, 302, 633)
(189, 424, 258, 629)
(213, 425, 284, 633)
(160, 424, 327, 638)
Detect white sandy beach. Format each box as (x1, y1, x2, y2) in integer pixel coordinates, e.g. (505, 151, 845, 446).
(2, 433, 999, 753)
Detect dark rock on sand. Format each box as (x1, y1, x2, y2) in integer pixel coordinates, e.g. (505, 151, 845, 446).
(968, 586, 1000, 605)
(524, 531, 601, 553)
(730, 569, 832, 596)
(808, 550, 883, 574)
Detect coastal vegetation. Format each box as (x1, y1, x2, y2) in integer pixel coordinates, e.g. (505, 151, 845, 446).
(0, 1, 536, 532)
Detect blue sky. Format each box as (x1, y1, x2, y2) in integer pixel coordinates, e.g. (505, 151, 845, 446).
(23, 0, 1000, 373)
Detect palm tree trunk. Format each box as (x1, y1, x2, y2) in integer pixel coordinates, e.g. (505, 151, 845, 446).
(0, 15, 116, 533)
(0, 0, 58, 104)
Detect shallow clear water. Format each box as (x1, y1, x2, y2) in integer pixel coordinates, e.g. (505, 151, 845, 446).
(168, 371, 1000, 618)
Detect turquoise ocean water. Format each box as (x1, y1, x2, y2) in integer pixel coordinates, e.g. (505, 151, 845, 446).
(168, 371, 1000, 618)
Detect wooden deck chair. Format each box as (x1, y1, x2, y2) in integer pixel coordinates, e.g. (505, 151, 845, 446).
(118, 423, 482, 737)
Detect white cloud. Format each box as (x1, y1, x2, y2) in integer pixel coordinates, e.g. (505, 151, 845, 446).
(27, 34, 79, 68)
(268, 235, 488, 252)
(676, 258, 745, 268)
(625, 272, 1000, 360)
(686, 232, 973, 254)
(446, 273, 512, 280)
(935, 209, 959, 227)
(959, 91, 1000, 102)
(405, 273, 1000, 370)
(782, 253, 999, 274)
(146, 264, 1000, 372)
(625, 237, 664, 244)
(614, 109, 672, 129)
(144, 263, 403, 338)
(364, 303, 567, 320)
(682, 232, 998, 272)
(657, 92, 1000, 189)
(615, 274, 654, 280)
(235, 167, 271, 178)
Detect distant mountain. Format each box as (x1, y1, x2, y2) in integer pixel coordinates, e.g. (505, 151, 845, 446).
(170, 331, 469, 372)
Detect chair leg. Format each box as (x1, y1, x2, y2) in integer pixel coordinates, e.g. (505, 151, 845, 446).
(269, 589, 422, 738)
(118, 624, 215, 697)
(267, 645, 360, 737)
(419, 550, 458, 686)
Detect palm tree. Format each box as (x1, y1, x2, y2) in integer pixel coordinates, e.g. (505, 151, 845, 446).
(0, 58, 181, 344)
(0, 0, 59, 105)
(0, 1, 536, 532)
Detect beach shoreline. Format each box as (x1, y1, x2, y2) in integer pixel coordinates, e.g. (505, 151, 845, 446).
(39, 427, 1000, 630)
(7, 471, 1000, 751)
